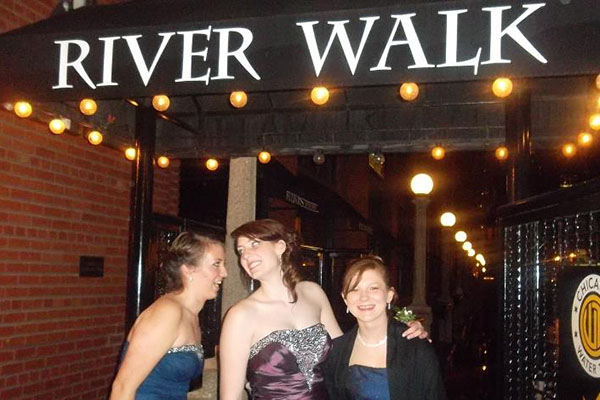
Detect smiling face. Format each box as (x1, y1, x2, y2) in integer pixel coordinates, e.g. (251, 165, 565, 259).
(344, 268, 394, 325)
(186, 243, 228, 300)
(235, 235, 285, 280)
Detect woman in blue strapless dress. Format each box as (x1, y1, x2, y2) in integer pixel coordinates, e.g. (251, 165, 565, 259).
(324, 256, 447, 400)
(219, 220, 428, 400)
(109, 232, 228, 400)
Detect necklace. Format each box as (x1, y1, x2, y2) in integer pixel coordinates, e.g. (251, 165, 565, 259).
(357, 332, 387, 347)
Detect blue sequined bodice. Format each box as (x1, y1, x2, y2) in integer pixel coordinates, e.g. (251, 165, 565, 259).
(121, 341, 204, 400)
(346, 365, 390, 400)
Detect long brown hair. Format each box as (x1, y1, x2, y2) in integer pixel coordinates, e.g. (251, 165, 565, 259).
(231, 219, 303, 302)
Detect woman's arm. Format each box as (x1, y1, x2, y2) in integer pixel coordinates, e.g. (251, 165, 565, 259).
(109, 300, 182, 400)
(219, 303, 254, 400)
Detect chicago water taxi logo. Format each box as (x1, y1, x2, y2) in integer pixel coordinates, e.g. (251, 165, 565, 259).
(572, 274, 600, 378)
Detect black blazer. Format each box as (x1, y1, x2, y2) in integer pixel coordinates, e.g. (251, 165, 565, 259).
(324, 319, 447, 400)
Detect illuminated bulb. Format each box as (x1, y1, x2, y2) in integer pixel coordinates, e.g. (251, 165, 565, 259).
(554, 255, 561, 262)
(467, 249, 475, 257)
(230, 91, 248, 108)
(482, 365, 487, 372)
(157, 156, 170, 168)
(482, 267, 487, 273)
(311, 87, 329, 105)
(561, 143, 576, 158)
(431, 146, 445, 160)
(79, 98, 97, 115)
(492, 78, 513, 98)
(206, 158, 219, 171)
(258, 151, 271, 164)
(462, 241, 472, 251)
(410, 173, 433, 195)
(597, 94, 600, 109)
(125, 147, 137, 161)
(313, 150, 325, 165)
(399, 82, 419, 101)
(14, 101, 32, 118)
(440, 212, 456, 227)
(596, 74, 600, 90)
(455, 231, 467, 242)
(48, 119, 65, 134)
(577, 132, 593, 147)
(152, 95, 170, 112)
(589, 113, 600, 130)
(495, 146, 509, 161)
(87, 130, 103, 145)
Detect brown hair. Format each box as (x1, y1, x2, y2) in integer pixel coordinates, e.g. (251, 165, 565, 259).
(231, 219, 303, 302)
(341, 255, 394, 301)
(161, 232, 223, 292)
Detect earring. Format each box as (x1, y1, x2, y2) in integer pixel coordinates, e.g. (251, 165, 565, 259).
(346, 307, 349, 314)
(387, 302, 391, 310)
(189, 276, 193, 282)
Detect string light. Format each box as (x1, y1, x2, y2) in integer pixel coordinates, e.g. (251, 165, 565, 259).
(589, 113, 600, 130)
(258, 151, 271, 164)
(311, 87, 329, 105)
(157, 156, 170, 168)
(495, 146, 509, 161)
(206, 158, 219, 171)
(577, 132, 593, 147)
(455, 231, 467, 242)
(49, 119, 65, 134)
(431, 146, 445, 160)
(87, 130, 103, 145)
(79, 99, 97, 115)
(561, 143, 576, 158)
(492, 78, 513, 98)
(230, 91, 248, 108)
(399, 82, 419, 101)
(14, 101, 32, 118)
(125, 147, 137, 161)
(152, 95, 170, 112)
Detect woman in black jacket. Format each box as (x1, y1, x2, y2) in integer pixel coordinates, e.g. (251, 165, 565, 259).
(324, 256, 446, 400)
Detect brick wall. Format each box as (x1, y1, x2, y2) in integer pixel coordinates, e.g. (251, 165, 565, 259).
(0, 2, 181, 399)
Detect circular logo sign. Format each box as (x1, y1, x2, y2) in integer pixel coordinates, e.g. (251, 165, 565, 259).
(572, 274, 600, 377)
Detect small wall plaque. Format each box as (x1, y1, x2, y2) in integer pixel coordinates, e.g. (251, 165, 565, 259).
(79, 256, 104, 277)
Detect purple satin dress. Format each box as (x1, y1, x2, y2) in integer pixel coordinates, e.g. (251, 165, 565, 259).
(246, 323, 331, 400)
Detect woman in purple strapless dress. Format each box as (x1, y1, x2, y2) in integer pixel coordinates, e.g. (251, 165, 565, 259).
(219, 219, 428, 400)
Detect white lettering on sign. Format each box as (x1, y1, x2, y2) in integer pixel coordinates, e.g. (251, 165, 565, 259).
(175, 28, 212, 85)
(53, 39, 96, 89)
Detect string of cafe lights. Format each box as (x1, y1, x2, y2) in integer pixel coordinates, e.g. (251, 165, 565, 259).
(9, 75, 600, 171)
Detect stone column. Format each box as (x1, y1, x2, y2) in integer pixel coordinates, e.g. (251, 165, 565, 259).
(409, 197, 432, 330)
(222, 157, 256, 316)
(437, 227, 454, 343)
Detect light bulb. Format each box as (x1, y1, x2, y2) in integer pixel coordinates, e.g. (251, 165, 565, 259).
(49, 119, 65, 134)
(125, 147, 137, 161)
(431, 146, 445, 160)
(258, 151, 271, 164)
(206, 158, 219, 171)
(561, 143, 576, 158)
(152, 95, 170, 112)
(157, 156, 170, 168)
(399, 82, 419, 101)
(492, 78, 513, 98)
(14, 101, 32, 118)
(455, 231, 467, 242)
(87, 130, 103, 145)
(495, 146, 509, 161)
(410, 173, 433, 195)
(589, 113, 600, 130)
(440, 212, 456, 227)
(313, 151, 325, 165)
(311, 87, 329, 105)
(79, 98, 97, 115)
(577, 132, 593, 147)
(230, 91, 248, 108)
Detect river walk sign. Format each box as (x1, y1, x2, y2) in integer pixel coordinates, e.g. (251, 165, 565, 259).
(0, 0, 599, 101)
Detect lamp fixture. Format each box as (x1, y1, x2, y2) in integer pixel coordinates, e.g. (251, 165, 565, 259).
(462, 241, 472, 251)
(258, 150, 271, 164)
(492, 78, 513, 98)
(495, 146, 509, 161)
(399, 82, 419, 101)
(440, 212, 456, 227)
(230, 91, 248, 108)
(79, 98, 97, 115)
(125, 147, 137, 161)
(87, 130, 103, 145)
(467, 249, 476, 257)
(157, 156, 170, 168)
(561, 142, 576, 158)
(311, 87, 329, 105)
(206, 158, 219, 171)
(431, 146, 445, 160)
(410, 173, 433, 195)
(49, 118, 66, 134)
(455, 231, 467, 242)
(152, 95, 170, 112)
(370, 151, 385, 166)
(14, 101, 32, 118)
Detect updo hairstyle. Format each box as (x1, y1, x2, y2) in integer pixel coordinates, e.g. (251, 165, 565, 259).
(341, 255, 396, 303)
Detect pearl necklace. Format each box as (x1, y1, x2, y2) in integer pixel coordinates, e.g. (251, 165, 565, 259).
(357, 332, 387, 348)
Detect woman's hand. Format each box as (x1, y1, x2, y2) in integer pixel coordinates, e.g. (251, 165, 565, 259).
(402, 320, 430, 341)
